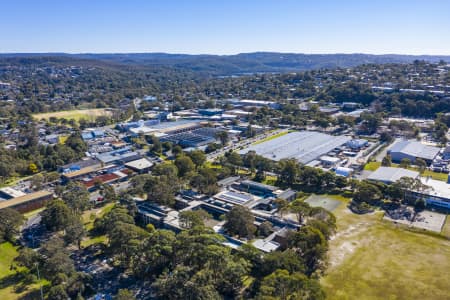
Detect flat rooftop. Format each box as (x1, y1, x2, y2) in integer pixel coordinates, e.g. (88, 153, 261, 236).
(252, 239, 280, 252)
(0, 190, 53, 210)
(419, 177, 450, 200)
(214, 191, 255, 206)
(62, 165, 100, 179)
(125, 158, 153, 170)
(61, 158, 100, 170)
(0, 187, 26, 198)
(238, 131, 351, 164)
(148, 119, 201, 130)
(320, 155, 340, 163)
(82, 173, 121, 188)
(96, 151, 139, 164)
(218, 176, 241, 187)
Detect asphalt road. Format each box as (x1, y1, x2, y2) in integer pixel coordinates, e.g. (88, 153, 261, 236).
(24, 213, 41, 229)
(21, 213, 47, 248)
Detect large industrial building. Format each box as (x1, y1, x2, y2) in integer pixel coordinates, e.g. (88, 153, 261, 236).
(412, 177, 450, 210)
(0, 190, 53, 213)
(119, 119, 203, 136)
(96, 147, 141, 165)
(160, 127, 225, 148)
(161, 132, 215, 148)
(227, 99, 281, 109)
(59, 158, 101, 173)
(367, 166, 419, 184)
(387, 140, 440, 165)
(0, 187, 26, 200)
(366, 166, 450, 210)
(124, 158, 153, 174)
(238, 131, 351, 164)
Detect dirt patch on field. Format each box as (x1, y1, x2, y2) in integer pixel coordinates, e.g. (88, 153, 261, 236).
(322, 203, 450, 300)
(328, 215, 376, 268)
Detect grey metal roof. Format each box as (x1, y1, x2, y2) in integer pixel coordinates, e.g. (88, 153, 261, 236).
(60, 158, 100, 170)
(238, 131, 351, 164)
(277, 189, 297, 200)
(388, 140, 440, 161)
(125, 158, 153, 170)
(367, 167, 419, 183)
(217, 176, 240, 187)
(149, 119, 202, 130)
(97, 151, 139, 164)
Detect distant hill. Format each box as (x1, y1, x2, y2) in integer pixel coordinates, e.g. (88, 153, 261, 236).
(1, 52, 449, 75)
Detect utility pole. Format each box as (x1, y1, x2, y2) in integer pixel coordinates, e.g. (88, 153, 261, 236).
(35, 263, 44, 300)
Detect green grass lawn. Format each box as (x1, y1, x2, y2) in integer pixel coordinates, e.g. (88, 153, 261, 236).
(320, 196, 450, 300)
(204, 161, 222, 170)
(237, 169, 252, 176)
(0, 175, 33, 188)
(364, 161, 448, 181)
(82, 203, 115, 231)
(80, 203, 115, 247)
(421, 169, 449, 181)
(80, 235, 108, 248)
(261, 175, 277, 185)
(0, 243, 18, 277)
(0, 243, 43, 299)
(157, 153, 168, 160)
(363, 161, 381, 171)
(252, 131, 290, 145)
(22, 207, 46, 220)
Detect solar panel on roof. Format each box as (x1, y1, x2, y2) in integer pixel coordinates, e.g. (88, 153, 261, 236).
(215, 191, 253, 205)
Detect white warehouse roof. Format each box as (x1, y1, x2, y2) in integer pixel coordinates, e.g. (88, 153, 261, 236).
(388, 140, 440, 161)
(320, 155, 340, 163)
(419, 177, 450, 200)
(0, 187, 26, 198)
(125, 158, 153, 170)
(367, 166, 419, 183)
(238, 131, 351, 164)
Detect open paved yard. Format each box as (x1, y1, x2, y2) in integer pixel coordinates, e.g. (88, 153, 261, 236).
(412, 211, 446, 232)
(383, 207, 446, 233)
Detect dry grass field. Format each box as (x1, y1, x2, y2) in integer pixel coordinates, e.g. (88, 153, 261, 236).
(316, 195, 450, 300)
(32, 108, 111, 122)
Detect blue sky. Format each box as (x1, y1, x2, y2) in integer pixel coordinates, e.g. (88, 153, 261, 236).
(1, 0, 449, 55)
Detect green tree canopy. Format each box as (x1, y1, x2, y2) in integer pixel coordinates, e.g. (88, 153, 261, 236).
(0, 208, 24, 243)
(224, 206, 256, 239)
